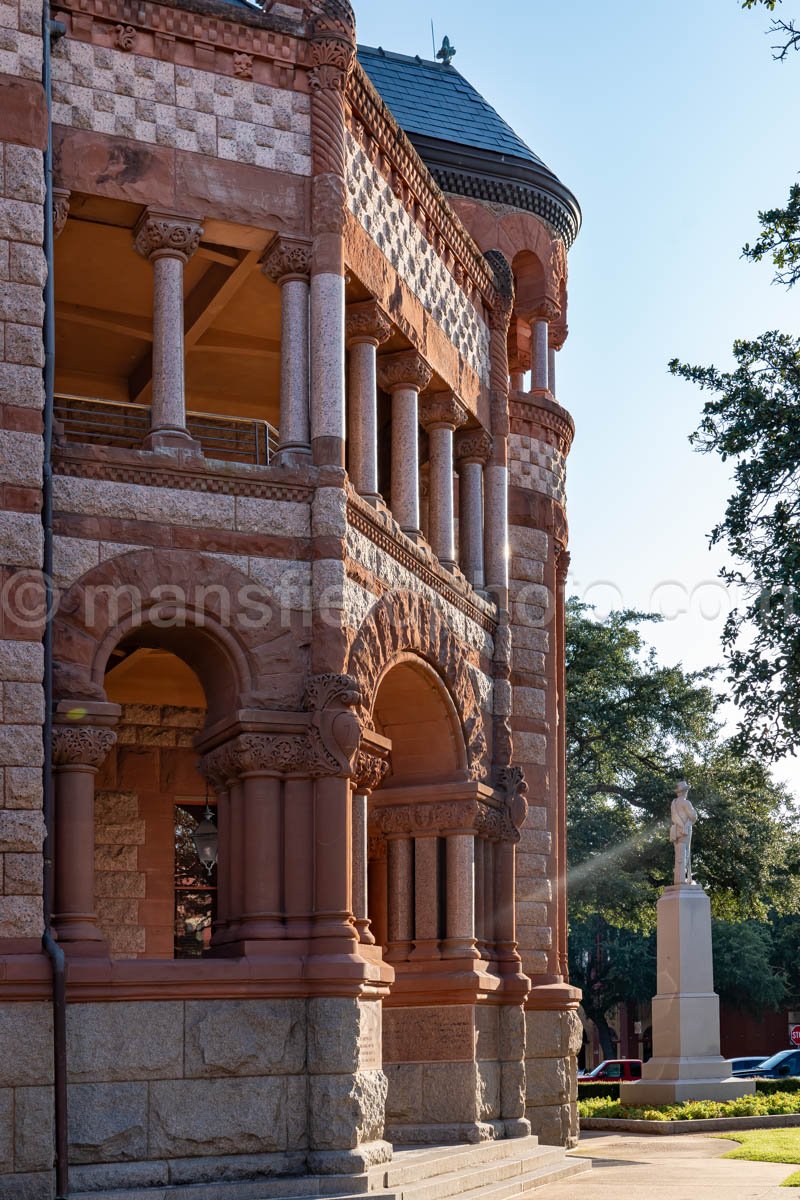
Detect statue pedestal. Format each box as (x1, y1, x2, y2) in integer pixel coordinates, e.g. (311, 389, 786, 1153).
(619, 885, 754, 1105)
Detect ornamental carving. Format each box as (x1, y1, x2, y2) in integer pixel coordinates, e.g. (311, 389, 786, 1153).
(113, 23, 137, 51)
(496, 764, 529, 837)
(312, 173, 348, 236)
(556, 547, 571, 586)
(261, 235, 312, 285)
(53, 188, 70, 239)
(233, 52, 253, 79)
(53, 725, 117, 768)
(370, 797, 518, 842)
(485, 249, 515, 332)
(420, 392, 468, 432)
(353, 748, 391, 793)
(347, 588, 490, 782)
(549, 239, 567, 291)
(456, 428, 492, 465)
(527, 297, 560, 324)
(346, 300, 392, 347)
(134, 212, 203, 263)
(377, 351, 433, 395)
(306, 673, 363, 777)
(309, 37, 354, 92)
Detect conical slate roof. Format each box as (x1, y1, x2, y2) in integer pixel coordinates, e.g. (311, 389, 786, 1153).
(358, 45, 581, 246)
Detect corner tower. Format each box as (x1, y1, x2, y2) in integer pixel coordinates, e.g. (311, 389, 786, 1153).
(360, 44, 582, 1144)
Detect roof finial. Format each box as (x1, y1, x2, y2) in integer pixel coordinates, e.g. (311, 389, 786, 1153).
(436, 35, 456, 66)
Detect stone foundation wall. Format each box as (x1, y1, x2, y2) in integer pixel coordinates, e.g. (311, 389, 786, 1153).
(0, 996, 389, 1196)
(524, 1009, 581, 1148)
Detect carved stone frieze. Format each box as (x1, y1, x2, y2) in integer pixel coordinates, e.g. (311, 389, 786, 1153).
(260, 234, 312, 285)
(419, 392, 468, 432)
(134, 211, 203, 264)
(53, 725, 117, 769)
(377, 351, 433, 395)
(370, 797, 518, 842)
(345, 300, 392, 347)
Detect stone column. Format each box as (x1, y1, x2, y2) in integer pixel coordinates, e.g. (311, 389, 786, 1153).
(284, 777, 314, 942)
(528, 300, 559, 394)
(351, 788, 371, 944)
(134, 210, 203, 452)
(485, 252, 515, 609)
(420, 392, 468, 570)
(483, 839, 496, 957)
(494, 837, 519, 968)
(456, 428, 492, 590)
(386, 835, 413, 962)
(238, 771, 284, 943)
(52, 709, 119, 949)
(410, 834, 440, 960)
(226, 778, 244, 942)
(346, 300, 391, 502)
(261, 234, 312, 462)
(377, 351, 433, 539)
(308, 26, 355, 467)
(555, 547, 570, 978)
(443, 832, 479, 960)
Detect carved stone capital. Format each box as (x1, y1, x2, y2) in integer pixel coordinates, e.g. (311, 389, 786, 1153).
(261, 234, 312, 285)
(556, 547, 571, 586)
(309, 36, 355, 92)
(134, 210, 203, 264)
(353, 748, 390, 793)
(370, 797, 518, 841)
(377, 351, 433, 395)
(455, 428, 493, 465)
(527, 298, 561, 324)
(53, 725, 117, 769)
(420, 391, 468, 432)
(549, 319, 569, 351)
(53, 188, 70, 239)
(346, 300, 392, 347)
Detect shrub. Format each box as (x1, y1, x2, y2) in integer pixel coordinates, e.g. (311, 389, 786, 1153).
(577, 1082, 620, 1100)
(577, 1091, 800, 1122)
(756, 1078, 800, 1095)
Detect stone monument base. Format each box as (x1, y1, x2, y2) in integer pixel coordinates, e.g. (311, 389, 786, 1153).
(619, 883, 755, 1107)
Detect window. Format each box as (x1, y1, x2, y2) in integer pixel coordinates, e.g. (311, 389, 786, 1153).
(174, 804, 217, 959)
(604, 1063, 622, 1079)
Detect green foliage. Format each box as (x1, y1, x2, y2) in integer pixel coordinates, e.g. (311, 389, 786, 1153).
(743, 183, 800, 287)
(718, 1128, 800, 1188)
(578, 1092, 800, 1121)
(759, 1079, 800, 1095)
(713, 921, 789, 1012)
(670, 334, 800, 762)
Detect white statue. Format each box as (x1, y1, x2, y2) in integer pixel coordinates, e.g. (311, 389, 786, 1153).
(670, 780, 697, 885)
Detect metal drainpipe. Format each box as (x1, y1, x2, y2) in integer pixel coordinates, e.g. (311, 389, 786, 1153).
(41, 3, 68, 1195)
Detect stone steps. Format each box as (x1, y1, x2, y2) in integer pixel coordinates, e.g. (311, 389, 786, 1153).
(70, 1139, 590, 1200)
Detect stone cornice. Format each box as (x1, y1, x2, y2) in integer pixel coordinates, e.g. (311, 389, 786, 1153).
(346, 489, 497, 634)
(346, 62, 497, 311)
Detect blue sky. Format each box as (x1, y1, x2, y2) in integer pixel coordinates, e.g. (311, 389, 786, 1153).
(357, 0, 800, 788)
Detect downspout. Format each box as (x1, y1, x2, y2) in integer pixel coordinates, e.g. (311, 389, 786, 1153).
(41, 4, 68, 1196)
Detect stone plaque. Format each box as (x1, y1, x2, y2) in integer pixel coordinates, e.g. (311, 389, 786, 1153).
(383, 1006, 475, 1064)
(359, 1000, 383, 1071)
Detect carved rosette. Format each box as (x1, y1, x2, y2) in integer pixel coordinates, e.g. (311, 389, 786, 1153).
(377, 351, 433, 395)
(113, 23, 137, 51)
(420, 392, 468, 432)
(346, 300, 392, 348)
(134, 211, 204, 264)
(455, 428, 493, 466)
(53, 725, 117, 769)
(53, 188, 70, 240)
(261, 235, 312, 285)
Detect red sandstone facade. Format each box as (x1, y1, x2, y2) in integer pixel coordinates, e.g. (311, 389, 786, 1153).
(0, 1, 583, 1195)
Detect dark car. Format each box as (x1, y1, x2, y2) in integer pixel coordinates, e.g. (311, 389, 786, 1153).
(730, 1056, 768, 1075)
(736, 1049, 800, 1079)
(578, 1058, 643, 1082)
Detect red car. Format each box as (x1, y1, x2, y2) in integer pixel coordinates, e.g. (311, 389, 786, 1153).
(579, 1058, 643, 1082)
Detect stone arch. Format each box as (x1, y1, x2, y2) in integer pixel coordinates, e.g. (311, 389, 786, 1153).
(347, 589, 489, 779)
(53, 548, 306, 723)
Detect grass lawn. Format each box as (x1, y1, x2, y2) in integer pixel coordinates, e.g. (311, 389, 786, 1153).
(718, 1129, 800, 1187)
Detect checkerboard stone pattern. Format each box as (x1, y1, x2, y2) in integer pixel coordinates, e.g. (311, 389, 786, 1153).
(346, 132, 491, 383)
(509, 433, 567, 507)
(50, 38, 312, 173)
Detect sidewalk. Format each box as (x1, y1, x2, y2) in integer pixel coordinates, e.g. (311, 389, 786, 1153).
(550, 1131, 798, 1199)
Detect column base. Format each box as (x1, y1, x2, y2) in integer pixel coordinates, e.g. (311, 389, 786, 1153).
(143, 426, 202, 454)
(274, 443, 312, 467)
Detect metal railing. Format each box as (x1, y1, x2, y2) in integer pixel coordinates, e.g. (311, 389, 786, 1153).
(54, 394, 280, 466)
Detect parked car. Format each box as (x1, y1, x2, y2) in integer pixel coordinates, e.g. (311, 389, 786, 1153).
(736, 1049, 800, 1079)
(729, 1056, 768, 1075)
(578, 1058, 643, 1082)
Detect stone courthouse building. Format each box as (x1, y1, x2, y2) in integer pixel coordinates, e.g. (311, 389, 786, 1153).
(0, 0, 586, 1195)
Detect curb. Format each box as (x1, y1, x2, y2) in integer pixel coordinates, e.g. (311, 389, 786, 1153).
(582, 1114, 800, 1135)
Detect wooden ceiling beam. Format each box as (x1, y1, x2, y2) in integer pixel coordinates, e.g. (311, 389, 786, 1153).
(56, 301, 153, 341)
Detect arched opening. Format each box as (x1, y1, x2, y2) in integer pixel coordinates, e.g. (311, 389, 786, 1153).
(97, 643, 215, 959)
(373, 655, 465, 786)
